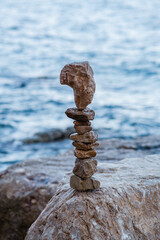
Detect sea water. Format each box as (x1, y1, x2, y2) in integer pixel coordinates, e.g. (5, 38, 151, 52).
(0, 0, 160, 170)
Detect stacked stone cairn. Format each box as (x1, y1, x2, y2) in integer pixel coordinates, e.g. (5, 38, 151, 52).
(60, 61, 100, 191)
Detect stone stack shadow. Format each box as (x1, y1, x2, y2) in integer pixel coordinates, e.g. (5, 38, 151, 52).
(65, 107, 100, 191)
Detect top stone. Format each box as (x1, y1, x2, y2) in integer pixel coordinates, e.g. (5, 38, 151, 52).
(60, 61, 95, 109)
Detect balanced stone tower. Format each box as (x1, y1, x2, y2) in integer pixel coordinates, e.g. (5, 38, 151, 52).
(60, 62, 100, 191)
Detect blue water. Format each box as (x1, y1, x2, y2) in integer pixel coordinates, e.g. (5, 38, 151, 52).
(1, 0, 160, 170)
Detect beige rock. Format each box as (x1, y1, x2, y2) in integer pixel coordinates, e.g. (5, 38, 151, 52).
(2, 135, 160, 240)
(74, 125, 92, 134)
(72, 141, 99, 150)
(60, 61, 95, 109)
(65, 108, 95, 121)
(74, 149, 97, 158)
(70, 175, 100, 191)
(70, 131, 98, 143)
(73, 158, 97, 179)
(25, 155, 160, 240)
(74, 120, 91, 126)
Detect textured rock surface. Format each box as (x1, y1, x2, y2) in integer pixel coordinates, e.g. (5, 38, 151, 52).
(0, 153, 74, 240)
(74, 120, 91, 126)
(73, 158, 97, 179)
(70, 175, 100, 191)
(72, 141, 99, 150)
(65, 108, 95, 121)
(60, 62, 95, 109)
(1, 135, 160, 240)
(74, 125, 92, 134)
(74, 149, 97, 158)
(70, 131, 98, 143)
(25, 155, 160, 240)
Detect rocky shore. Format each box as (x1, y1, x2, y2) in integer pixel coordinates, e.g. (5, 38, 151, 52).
(25, 155, 160, 240)
(0, 135, 160, 240)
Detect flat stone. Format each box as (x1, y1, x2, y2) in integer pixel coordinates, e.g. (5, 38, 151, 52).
(74, 149, 97, 158)
(60, 62, 95, 109)
(73, 158, 97, 179)
(74, 125, 92, 134)
(74, 120, 91, 126)
(70, 131, 98, 143)
(25, 155, 160, 240)
(72, 141, 99, 150)
(65, 108, 95, 121)
(70, 175, 100, 191)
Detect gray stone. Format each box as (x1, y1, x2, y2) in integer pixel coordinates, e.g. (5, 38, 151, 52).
(23, 127, 75, 144)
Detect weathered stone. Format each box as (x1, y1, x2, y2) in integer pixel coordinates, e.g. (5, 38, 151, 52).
(0, 154, 75, 240)
(72, 141, 99, 150)
(70, 175, 100, 191)
(70, 131, 98, 143)
(2, 135, 160, 240)
(74, 125, 92, 134)
(25, 155, 160, 240)
(74, 120, 91, 126)
(65, 108, 95, 121)
(74, 149, 97, 158)
(73, 158, 97, 179)
(60, 62, 95, 109)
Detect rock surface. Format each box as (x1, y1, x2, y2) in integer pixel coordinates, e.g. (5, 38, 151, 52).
(73, 158, 97, 179)
(25, 155, 160, 240)
(1, 135, 160, 240)
(74, 149, 97, 158)
(74, 120, 91, 126)
(0, 153, 74, 240)
(70, 175, 100, 191)
(70, 131, 98, 143)
(60, 62, 95, 109)
(72, 141, 99, 150)
(65, 108, 95, 121)
(74, 125, 92, 134)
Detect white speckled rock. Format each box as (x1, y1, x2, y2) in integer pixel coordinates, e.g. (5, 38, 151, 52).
(25, 155, 160, 240)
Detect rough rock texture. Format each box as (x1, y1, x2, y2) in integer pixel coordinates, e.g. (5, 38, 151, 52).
(74, 125, 92, 134)
(1, 135, 160, 240)
(73, 158, 97, 179)
(25, 155, 160, 240)
(65, 108, 95, 121)
(74, 120, 91, 126)
(72, 141, 99, 150)
(70, 131, 98, 143)
(60, 62, 95, 109)
(70, 175, 100, 191)
(0, 153, 74, 240)
(74, 149, 97, 158)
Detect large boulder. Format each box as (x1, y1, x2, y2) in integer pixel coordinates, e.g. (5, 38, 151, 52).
(0, 153, 74, 240)
(1, 135, 160, 240)
(25, 155, 160, 240)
